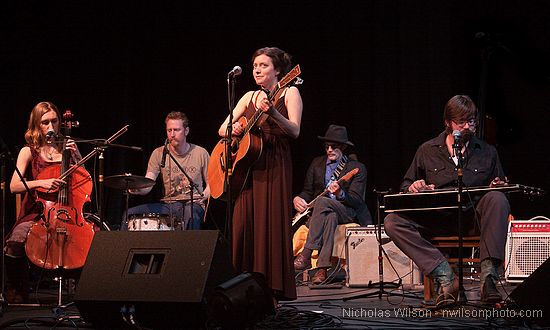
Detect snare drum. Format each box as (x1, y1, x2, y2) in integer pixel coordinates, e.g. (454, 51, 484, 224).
(127, 213, 172, 231)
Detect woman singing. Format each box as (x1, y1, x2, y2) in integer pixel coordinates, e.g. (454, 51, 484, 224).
(217, 47, 303, 302)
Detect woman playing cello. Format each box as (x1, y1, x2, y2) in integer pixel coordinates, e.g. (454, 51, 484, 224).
(4, 101, 83, 303)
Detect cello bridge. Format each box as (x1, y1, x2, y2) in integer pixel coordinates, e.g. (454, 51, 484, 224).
(56, 227, 67, 234)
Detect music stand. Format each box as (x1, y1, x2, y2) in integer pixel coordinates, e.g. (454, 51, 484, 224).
(344, 189, 420, 301)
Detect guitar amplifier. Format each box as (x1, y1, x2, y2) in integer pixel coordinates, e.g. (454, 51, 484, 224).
(345, 226, 420, 288)
(505, 219, 550, 283)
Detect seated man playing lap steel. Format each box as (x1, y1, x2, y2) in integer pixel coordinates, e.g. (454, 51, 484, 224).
(384, 95, 510, 305)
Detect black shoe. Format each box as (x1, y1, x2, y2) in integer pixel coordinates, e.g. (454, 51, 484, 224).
(481, 278, 502, 304)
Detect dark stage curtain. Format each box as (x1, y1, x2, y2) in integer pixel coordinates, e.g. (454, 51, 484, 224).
(2, 1, 549, 230)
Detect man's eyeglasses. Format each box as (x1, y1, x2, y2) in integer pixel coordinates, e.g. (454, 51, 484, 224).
(453, 118, 476, 128)
(324, 143, 342, 150)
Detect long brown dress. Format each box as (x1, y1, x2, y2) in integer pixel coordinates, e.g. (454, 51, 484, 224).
(232, 89, 297, 300)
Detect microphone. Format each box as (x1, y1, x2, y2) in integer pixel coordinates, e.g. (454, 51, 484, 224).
(46, 130, 56, 143)
(160, 139, 169, 168)
(227, 66, 242, 77)
(452, 130, 464, 150)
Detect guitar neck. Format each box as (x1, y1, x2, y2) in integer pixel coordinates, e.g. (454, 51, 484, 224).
(244, 84, 283, 135)
(307, 189, 329, 207)
(307, 176, 352, 206)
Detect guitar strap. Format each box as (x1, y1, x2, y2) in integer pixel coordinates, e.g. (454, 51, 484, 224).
(328, 154, 349, 185)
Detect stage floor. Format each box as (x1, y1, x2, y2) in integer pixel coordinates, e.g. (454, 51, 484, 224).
(0, 273, 545, 329)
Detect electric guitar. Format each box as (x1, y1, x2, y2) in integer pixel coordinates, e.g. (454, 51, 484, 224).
(208, 65, 302, 200)
(291, 167, 359, 233)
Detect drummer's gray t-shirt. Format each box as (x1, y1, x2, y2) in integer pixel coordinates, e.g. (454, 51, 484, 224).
(147, 143, 209, 202)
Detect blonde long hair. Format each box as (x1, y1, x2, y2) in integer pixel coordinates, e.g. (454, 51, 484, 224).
(24, 101, 61, 150)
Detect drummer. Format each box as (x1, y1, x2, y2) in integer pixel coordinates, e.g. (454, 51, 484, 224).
(125, 111, 210, 230)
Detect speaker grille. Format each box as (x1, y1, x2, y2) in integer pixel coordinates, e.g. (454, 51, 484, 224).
(506, 221, 550, 283)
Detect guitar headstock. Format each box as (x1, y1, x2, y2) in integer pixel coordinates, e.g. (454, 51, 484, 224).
(521, 184, 546, 197)
(342, 168, 359, 181)
(277, 65, 302, 89)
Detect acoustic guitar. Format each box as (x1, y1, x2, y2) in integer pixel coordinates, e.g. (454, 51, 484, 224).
(208, 65, 302, 200)
(291, 167, 359, 233)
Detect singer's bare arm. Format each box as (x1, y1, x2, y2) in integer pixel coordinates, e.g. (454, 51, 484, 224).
(217, 87, 302, 139)
(10, 147, 66, 193)
(262, 86, 302, 139)
(217, 91, 254, 137)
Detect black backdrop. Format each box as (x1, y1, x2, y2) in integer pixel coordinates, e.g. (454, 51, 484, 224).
(2, 1, 549, 232)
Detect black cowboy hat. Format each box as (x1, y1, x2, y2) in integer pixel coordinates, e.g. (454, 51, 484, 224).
(317, 125, 354, 146)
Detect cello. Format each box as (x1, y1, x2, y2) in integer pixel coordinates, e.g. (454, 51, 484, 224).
(25, 110, 95, 270)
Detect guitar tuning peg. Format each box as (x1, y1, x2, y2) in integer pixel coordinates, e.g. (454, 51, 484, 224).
(294, 77, 304, 85)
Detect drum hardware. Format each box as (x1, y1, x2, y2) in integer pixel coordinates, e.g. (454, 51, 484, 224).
(104, 174, 156, 229)
(83, 212, 111, 231)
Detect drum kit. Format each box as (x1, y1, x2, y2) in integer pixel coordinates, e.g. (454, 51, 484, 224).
(103, 173, 172, 231)
(59, 125, 184, 232)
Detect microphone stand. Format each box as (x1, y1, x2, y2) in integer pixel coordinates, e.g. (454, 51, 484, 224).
(454, 140, 466, 304)
(75, 137, 142, 227)
(224, 72, 237, 240)
(0, 147, 9, 314)
(344, 189, 420, 301)
(98, 149, 105, 221)
(165, 149, 203, 230)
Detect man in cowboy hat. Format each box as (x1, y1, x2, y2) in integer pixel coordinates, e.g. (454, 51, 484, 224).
(293, 124, 372, 284)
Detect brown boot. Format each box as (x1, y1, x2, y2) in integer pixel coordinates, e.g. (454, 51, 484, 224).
(430, 261, 459, 304)
(437, 275, 459, 304)
(311, 268, 327, 284)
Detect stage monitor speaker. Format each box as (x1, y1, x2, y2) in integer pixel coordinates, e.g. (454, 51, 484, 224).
(345, 226, 420, 288)
(74, 230, 234, 328)
(510, 257, 550, 326)
(505, 220, 550, 283)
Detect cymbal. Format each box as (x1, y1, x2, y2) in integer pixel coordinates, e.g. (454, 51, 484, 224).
(104, 174, 155, 190)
